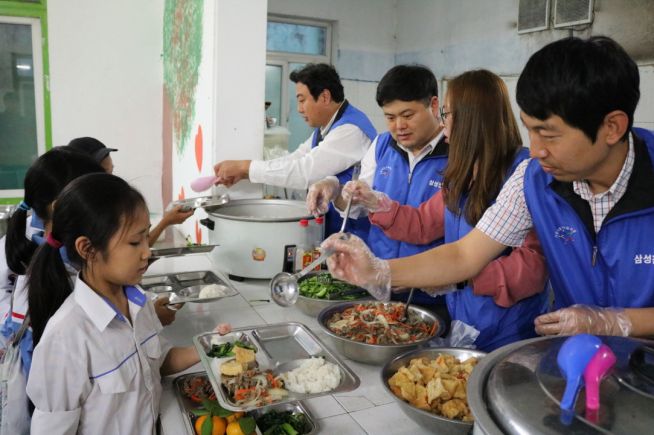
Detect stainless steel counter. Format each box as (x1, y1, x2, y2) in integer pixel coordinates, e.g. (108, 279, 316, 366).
(150, 254, 427, 435)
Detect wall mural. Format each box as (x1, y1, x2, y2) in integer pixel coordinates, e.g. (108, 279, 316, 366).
(163, 0, 203, 155)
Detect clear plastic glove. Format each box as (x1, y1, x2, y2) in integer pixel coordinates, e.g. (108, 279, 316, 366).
(341, 180, 393, 213)
(306, 178, 341, 217)
(534, 304, 633, 336)
(213, 323, 232, 335)
(322, 233, 391, 301)
(421, 284, 458, 297)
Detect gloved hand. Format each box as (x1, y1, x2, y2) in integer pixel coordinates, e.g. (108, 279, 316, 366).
(534, 304, 633, 336)
(341, 180, 393, 213)
(322, 233, 391, 301)
(213, 323, 232, 335)
(421, 284, 458, 297)
(306, 178, 341, 217)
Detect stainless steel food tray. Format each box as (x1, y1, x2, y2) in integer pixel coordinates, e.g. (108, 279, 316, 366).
(193, 322, 361, 412)
(172, 372, 317, 435)
(140, 271, 238, 303)
(168, 194, 230, 212)
(150, 244, 216, 259)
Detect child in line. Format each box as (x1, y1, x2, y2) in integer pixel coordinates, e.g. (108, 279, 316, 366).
(26, 173, 225, 434)
(1, 147, 103, 358)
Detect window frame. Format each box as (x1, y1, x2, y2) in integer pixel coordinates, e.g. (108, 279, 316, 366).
(0, 0, 51, 202)
(266, 15, 332, 129)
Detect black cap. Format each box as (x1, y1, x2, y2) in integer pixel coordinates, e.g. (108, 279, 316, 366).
(67, 137, 118, 163)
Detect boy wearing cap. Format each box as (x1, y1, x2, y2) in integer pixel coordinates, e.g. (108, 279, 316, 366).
(67, 136, 117, 174)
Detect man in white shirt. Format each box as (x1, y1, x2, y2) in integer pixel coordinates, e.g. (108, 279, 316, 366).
(214, 63, 376, 238)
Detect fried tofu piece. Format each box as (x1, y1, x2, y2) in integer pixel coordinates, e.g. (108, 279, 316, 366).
(234, 346, 256, 365)
(412, 384, 430, 410)
(220, 359, 243, 376)
(441, 399, 468, 420)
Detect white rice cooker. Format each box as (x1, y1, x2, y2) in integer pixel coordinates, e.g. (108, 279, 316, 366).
(202, 199, 324, 279)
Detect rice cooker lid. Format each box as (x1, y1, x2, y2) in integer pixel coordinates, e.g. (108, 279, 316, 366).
(481, 336, 654, 434)
(206, 199, 315, 222)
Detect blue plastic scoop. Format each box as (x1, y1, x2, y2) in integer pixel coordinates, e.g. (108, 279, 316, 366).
(557, 334, 602, 411)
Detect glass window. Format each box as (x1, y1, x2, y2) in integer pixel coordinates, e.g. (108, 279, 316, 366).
(267, 21, 327, 56)
(0, 20, 39, 190)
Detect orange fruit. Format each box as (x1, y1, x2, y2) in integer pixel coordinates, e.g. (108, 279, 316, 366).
(226, 412, 245, 423)
(194, 415, 227, 435)
(225, 421, 247, 435)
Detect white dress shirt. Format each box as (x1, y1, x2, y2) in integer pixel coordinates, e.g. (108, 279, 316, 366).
(27, 276, 172, 435)
(249, 104, 373, 189)
(339, 131, 445, 218)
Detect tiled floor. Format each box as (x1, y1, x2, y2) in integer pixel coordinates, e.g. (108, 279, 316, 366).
(153, 255, 436, 434)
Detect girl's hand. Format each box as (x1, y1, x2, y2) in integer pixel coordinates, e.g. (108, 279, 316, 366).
(322, 233, 391, 301)
(214, 323, 232, 335)
(162, 205, 194, 225)
(154, 296, 181, 326)
(341, 180, 392, 213)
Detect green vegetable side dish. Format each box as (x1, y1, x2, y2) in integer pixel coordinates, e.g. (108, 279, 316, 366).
(298, 273, 366, 300)
(206, 340, 257, 358)
(256, 410, 312, 435)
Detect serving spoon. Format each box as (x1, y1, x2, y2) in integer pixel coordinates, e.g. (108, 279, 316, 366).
(190, 175, 220, 193)
(270, 164, 361, 307)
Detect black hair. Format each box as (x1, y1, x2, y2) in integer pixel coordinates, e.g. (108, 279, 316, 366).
(5, 147, 104, 274)
(27, 173, 147, 346)
(375, 64, 438, 107)
(289, 63, 344, 103)
(516, 36, 640, 142)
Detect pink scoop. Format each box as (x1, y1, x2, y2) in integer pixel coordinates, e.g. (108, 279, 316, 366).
(190, 175, 219, 193)
(583, 344, 617, 411)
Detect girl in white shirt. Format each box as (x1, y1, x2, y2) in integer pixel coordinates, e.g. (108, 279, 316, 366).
(26, 173, 221, 435)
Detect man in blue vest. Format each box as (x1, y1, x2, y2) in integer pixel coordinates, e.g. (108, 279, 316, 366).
(213, 63, 376, 240)
(323, 36, 654, 338)
(308, 65, 449, 309)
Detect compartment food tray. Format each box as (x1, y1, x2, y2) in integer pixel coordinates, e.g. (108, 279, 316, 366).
(140, 271, 238, 303)
(193, 322, 360, 412)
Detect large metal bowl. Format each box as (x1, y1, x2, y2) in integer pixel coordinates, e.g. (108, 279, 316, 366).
(381, 347, 487, 435)
(317, 301, 445, 365)
(295, 272, 371, 317)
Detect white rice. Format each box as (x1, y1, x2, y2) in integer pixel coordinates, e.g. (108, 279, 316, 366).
(199, 284, 229, 299)
(281, 357, 341, 394)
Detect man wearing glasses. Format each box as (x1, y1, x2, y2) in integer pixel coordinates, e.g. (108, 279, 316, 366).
(307, 64, 448, 308)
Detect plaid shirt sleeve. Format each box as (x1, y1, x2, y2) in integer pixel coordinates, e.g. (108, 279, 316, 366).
(476, 159, 533, 247)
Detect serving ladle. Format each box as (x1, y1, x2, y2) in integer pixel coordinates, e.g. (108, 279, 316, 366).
(271, 164, 361, 307)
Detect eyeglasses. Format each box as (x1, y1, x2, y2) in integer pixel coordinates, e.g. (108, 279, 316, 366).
(439, 106, 451, 121)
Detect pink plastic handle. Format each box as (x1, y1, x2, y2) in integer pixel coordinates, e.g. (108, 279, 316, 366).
(583, 344, 617, 411)
(190, 175, 219, 193)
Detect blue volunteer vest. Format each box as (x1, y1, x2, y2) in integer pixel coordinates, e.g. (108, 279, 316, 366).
(370, 132, 449, 306)
(523, 128, 654, 309)
(444, 148, 548, 351)
(311, 101, 377, 241)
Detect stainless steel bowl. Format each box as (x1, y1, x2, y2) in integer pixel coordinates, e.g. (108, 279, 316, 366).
(317, 301, 445, 365)
(296, 294, 370, 317)
(381, 347, 487, 434)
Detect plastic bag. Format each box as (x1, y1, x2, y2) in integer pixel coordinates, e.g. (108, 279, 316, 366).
(428, 320, 480, 349)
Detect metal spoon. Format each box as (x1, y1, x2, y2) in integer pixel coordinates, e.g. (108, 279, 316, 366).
(400, 288, 416, 322)
(271, 164, 361, 307)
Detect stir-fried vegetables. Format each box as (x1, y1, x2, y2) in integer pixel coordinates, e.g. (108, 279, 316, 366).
(327, 302, 437, 345)
(299, 273, 367, 300)
(255, 410, 312, 435)
(207, 340, 257, 358)
(181, 375, 216, 403)
(221, 368, 288, 407)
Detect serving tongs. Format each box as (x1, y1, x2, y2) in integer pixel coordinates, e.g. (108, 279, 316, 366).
(270, 164, 361, 307)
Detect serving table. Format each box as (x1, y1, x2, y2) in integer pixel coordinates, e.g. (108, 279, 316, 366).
(149, 254, 427, 434)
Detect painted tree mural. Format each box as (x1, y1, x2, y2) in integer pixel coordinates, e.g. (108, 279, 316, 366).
(163, 0, 203, 155)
